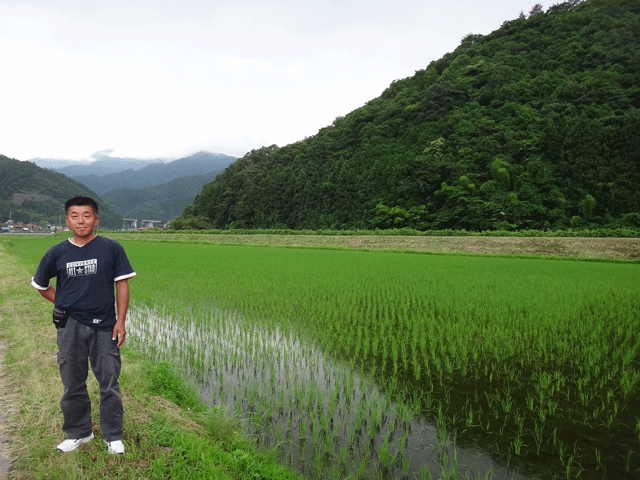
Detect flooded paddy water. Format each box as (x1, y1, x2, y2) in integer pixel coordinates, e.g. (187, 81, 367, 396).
(129, 305, 530, 479)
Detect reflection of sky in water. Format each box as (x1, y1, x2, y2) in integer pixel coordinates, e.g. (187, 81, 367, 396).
(129, 305, 533, 479)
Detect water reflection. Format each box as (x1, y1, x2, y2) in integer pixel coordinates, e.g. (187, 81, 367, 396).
(128, 305, 532, 479)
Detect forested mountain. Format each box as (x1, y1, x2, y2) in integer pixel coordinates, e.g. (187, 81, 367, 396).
(65, 151, 236, 195)
(102, 171, 219, 222)
(0, 156, 123, 229)
(176, 0, 640, 231)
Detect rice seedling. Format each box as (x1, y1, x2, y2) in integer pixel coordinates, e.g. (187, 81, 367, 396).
(124, 240, 639, 479)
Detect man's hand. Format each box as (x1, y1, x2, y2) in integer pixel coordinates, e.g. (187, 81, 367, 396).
(114, 279, 129, 348)
(112, 320, 126, 347)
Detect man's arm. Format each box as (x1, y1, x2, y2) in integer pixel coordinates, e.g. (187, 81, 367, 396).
(38, 286, 56, 304)
(113, 279, 129, 347)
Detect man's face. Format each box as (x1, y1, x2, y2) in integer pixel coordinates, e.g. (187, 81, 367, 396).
(65, 205, 99, 238)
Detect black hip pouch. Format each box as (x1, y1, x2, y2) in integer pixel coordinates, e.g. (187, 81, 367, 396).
(53, 307, 68, 329)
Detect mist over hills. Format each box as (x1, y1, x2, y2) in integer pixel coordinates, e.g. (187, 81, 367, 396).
(32, 155, 154, 174)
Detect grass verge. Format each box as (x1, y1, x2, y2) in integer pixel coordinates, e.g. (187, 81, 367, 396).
(0, 243, 304, 480)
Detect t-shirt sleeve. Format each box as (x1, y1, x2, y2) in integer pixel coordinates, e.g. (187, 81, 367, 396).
(113, 243, 136, 282)
(31, 249, 56, 290)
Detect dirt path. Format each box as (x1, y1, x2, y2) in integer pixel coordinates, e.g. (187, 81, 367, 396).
(0, 340, 11, 479)
(112, 233, 640, 261)
(0, 247, 16, 478)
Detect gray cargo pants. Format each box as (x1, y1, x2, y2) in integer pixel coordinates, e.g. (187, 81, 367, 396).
(56, 316, 123, 441)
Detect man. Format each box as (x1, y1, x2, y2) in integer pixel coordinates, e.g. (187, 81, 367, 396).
(31, 196, 136, 454)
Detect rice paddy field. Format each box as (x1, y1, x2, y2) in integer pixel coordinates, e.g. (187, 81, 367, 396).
(5, 234, 640, 479)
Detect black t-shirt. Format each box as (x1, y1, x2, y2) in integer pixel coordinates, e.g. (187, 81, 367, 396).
(31, 236, 136, 330)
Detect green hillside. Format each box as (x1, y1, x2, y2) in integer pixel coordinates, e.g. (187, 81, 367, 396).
(0, 155, 123, 229)
(177, 0, 640, 232)
(102, 171, 219, 222)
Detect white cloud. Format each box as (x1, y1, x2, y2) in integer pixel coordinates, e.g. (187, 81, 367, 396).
(1, 0, 536, 161)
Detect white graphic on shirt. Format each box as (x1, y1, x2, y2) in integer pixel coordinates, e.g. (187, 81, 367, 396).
(66, 259, 98, 277)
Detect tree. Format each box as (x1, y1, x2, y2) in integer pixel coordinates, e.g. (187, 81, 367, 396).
(398, 137, 447, 205)
(490, 157, 511, 190)
(529, 4, 544, 16)
(458, 175, 476, 193)
(579, 194, 596, 221)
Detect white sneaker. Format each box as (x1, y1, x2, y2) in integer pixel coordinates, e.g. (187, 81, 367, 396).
(104, 439, 125, 455)
(56, 433, 94, 452)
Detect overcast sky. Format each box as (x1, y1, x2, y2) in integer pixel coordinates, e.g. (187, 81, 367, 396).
(2, 1, 537, 161)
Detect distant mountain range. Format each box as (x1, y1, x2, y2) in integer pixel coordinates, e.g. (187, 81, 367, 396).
(31, 151, 236, 224)
(2, 151, 237, 228)
(33, 151, 236, 195)
(32, 156, 152, 174)
(101, 171, 219, 222)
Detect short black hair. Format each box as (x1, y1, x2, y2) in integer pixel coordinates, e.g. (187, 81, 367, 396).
(65, 196, 99, 216)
